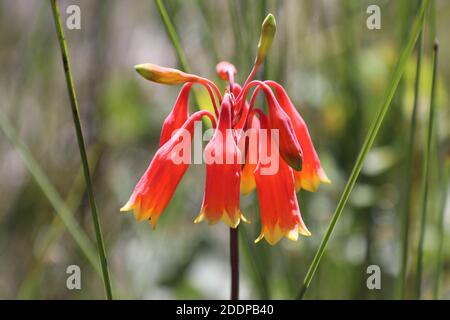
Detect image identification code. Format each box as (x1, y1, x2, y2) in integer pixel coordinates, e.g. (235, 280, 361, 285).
(176, 304, 274, 317)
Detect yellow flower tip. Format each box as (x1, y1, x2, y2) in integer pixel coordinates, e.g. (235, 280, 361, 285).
(194, 209, 246, 228)
(256, 223, 310, 245)
(301, 169, 331, 192)
(286, 229, 299, 242)
(194, 211, 205, 224)
(240, 212, 251, 224)
(134, 63, 195, 85)
(221, 210, 241, 228)
(254, 232, 265, 244)
(264, 234, 281, 246)
(255, 13, 277, 67)
(149, 217, 159, 230)
(120, 200, 134, 212)
(260, 225, 284, 245)
(299, 225, 311, 237)
(301, 177, 320, 192)
(318, 168, 331, 185)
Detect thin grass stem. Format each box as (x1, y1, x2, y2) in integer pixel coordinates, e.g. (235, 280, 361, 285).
(398, 31, 423, 299)
(154, 0, 191, 73)
(416, 40, 439, 299)
(49, 0, 112, 299)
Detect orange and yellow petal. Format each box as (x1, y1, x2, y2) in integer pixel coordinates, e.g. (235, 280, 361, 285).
(198, 94, 245, 228)
(240, 165, 256, 195)
(120, 111, 215, 229)
(255, 222, 311, 246)
(253, 112, 311, 245)
(268, 81, 330, 192)
(294, 166, 331, 192)
(194, 208, 249, 229)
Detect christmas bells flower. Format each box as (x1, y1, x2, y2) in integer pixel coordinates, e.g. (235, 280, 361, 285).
(252, 110, 311, 245)
(266, 80, 330, 192)
(194, 94, 248, 228)
(120, 109, 216, 228)
(121, 13, 329, 245)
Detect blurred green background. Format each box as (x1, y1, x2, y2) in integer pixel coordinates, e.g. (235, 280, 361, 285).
(0, 0, 449, 299)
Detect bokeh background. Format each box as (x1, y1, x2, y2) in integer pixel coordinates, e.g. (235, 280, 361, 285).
(0, 0, 449, 299)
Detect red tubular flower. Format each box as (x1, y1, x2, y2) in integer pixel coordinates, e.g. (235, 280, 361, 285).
(159, 82, 192, 146)
(195, 94, 247, 228)
(121, 110, 216, 228)
(266, 90, 303, 171)
(253, 112, 310, 245)
(242, 81, 304, 171)
(266, 80, 330, 192)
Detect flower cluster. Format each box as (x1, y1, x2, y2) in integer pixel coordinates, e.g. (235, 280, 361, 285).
(121, 14, 330, 245)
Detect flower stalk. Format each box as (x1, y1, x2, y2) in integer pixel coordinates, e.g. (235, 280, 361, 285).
(230, 227, 239, 300)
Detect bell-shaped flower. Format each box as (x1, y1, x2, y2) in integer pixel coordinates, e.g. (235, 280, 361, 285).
(121, 110, 215, 228)
(267, 80, 330, 191)
(195, 94, 247, 228)
(253, 112, 310, 245)
(159, 82, 192, 146)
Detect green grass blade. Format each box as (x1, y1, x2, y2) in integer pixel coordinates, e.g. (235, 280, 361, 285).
(154, 0, 212, 127)
(415, 40, 439, 299)
(49, 0, 113, 299)
(398, 31, 423, 299)
(296, 0, 430, 299)
(154, 0, 191, 73)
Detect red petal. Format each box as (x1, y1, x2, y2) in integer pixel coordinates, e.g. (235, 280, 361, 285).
(122, 110, 216, 228)
(265, 90, 303, 171)
(159, 83, 192, 146)
(253, 113, 310, 245)
(268, 81, 330, 191)
(197, 94, 247, 227)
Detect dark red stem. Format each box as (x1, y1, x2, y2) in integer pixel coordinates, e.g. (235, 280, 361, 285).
(230, 227, 239, 300)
